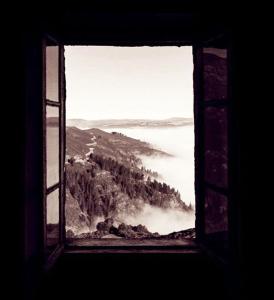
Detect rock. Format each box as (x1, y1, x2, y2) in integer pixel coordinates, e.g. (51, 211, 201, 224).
(105, 217, 114, 227)
(165, 228, 195, 239)
(96, 221, 109, 232)
(76, 232, 93, 239)
(117, 223, 127, 231)
(90, 231, 105, 238)
(66, 229, 75, 238)
(116, 223, 158, 238)
(96, 217, 114, 233)
(151, 232, 160, 238)
(132, 224, 150, 234)
(116, 223, 138, 238)
(109, 225, 119, 235)
(72, 218, 195, 240)
(74, 230, 108, 239)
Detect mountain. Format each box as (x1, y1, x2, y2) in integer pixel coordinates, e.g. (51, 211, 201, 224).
(66, 153, 191, 234)
(66, 126, 170, 170)
(66, 117, 194, 129)
(65, 126, 193, 238)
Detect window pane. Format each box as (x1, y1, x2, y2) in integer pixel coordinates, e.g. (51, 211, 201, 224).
(203, 48, 227, 101)
(205, 188, 228, 234)
(46, 45, 59, 101)
(47, 106, 59, 187)
(204, 107, 228, 188)
(46, 188, 59, 249)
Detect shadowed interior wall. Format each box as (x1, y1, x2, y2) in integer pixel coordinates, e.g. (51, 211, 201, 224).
(15, 3, 251, 299)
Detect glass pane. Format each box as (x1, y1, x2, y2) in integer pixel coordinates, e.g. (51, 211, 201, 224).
(47, 106, 59, 187)
(205, 188, 228, 234)
(46, 45, 59, 101)
(204, 107, 228, 188)
(46, 188, 59, 249)
(203, 47, 227, 101)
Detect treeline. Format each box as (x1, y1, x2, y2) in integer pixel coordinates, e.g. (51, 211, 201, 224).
(66, 153, 191, 221)
(140, 166, 159, 179)
(89, 153, 145, 181)
(89, 154, 186, 205)
(66, 161, 113, 219)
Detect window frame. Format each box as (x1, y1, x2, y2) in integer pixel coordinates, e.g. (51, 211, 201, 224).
(193, 35, 232, 260)
(42, 35, 66, 266)
(62, 42, 199, 253)
(41, 35, 232, 262)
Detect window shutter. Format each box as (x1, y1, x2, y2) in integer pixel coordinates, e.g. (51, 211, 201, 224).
(193, 34, 231, 261)
(43, 35, 66, 267)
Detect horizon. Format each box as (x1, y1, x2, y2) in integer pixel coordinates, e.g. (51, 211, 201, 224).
(66, 116, 194, 121)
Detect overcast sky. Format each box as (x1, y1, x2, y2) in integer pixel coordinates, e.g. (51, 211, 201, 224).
(65, 46, 193, 120)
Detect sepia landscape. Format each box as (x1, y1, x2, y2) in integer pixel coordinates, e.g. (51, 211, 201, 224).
(63, 118, 195, 244)
(47, 46, 196, 245)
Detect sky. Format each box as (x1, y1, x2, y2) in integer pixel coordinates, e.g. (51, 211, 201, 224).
(65, 46, 194, 120)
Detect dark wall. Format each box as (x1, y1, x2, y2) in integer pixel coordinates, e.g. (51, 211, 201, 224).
(40, 251, 228, 300)
(11, 2, 257, 299)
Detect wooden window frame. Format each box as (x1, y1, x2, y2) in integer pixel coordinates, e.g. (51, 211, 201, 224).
(61, 41, 199, 254)
(193, 35, 232, 261)
(41, 34, 233, 262)
(42, 35, 66, 267)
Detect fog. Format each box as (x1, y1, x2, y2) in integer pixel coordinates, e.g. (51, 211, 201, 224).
(104, 125, 195, 206)
(66, 203, 194, 236)
(102, 125, 196, 233)
(117, 203, 194, 235)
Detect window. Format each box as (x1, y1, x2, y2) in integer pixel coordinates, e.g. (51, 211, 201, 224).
(42, 33, 231, 260)
(43, 37, 66, 260)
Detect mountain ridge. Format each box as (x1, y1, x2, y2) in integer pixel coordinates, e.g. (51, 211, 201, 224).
(66, 117, 194, 129)
(66, 126, 171, 170)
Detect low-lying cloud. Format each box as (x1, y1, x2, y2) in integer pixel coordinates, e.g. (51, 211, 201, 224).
(116, 203, 195, 235)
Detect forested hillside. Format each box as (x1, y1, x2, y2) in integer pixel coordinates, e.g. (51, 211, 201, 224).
(65, 126, 193, 238)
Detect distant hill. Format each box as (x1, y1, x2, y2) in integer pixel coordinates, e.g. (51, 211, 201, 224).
(66, 117, 194, 129)
(66, 126, 170, 168)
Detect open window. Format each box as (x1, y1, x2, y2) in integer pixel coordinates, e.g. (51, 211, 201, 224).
(43, 36, 66, 264)
(42, 32, 231, 261)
